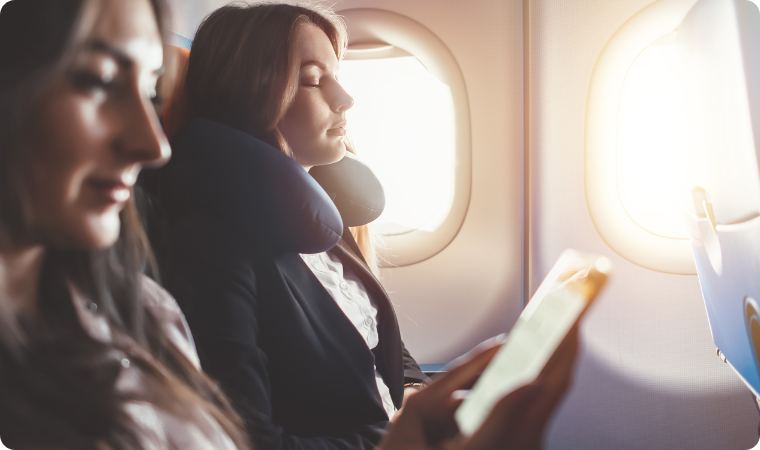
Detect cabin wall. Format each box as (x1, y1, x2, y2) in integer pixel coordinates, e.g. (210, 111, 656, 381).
(527, 0, 758, 448)
(166, 0, 760, 447)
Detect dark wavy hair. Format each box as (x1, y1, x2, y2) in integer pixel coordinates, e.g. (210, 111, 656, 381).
(0, 1, 250, 448)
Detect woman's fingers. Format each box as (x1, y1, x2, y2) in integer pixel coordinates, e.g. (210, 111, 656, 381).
(384, 337, 506, 448)
(461, 384, 543, 450)
(518, 325, 581, 435)
(538, 324, 580, 389)
(459, 327, 583, 450)
(383, 330, 581, 450)
(444, 334, 506, 371)
(426, 339, 503, 399)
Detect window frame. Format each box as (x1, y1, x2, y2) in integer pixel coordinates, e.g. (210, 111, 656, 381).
(339, 8, 472, 267)
(585, 0, 698, 274)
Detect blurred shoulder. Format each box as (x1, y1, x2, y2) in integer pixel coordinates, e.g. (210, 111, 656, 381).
(140, 275, 201, 368)
(141, 275, 183, 316)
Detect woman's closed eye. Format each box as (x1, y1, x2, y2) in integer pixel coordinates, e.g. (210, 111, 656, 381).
(301, 78, 321, 88)
(69, 70, 120, 93)
(299, 67, 322, 87)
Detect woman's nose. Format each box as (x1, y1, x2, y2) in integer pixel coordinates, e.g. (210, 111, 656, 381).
(117, 90, 171, 167)
(333, 82, 354, 113)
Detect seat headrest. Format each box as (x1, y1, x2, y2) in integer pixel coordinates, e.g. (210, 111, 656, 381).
(162, 118, 343, 254)
(161, 46, 192, 141)
(309, 153, 385, 227)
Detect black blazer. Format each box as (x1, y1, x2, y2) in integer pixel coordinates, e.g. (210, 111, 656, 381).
(157, 165, 428, 449)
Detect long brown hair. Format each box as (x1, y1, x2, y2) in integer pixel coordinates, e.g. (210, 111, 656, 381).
(184, 3, 380, 268)
(184, 2, 347, 155)
(344, 139, 382, 275)
(0, 1, 249, 448)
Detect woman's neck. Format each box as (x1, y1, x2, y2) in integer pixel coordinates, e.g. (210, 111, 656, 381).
(0, 242, 45, 317)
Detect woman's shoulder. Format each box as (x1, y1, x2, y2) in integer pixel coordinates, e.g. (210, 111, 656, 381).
(140, 275, 201, 368)
(141, 275, 183, 314)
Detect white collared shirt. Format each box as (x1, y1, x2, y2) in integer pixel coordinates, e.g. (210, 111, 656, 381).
(300, 251, 397, 420)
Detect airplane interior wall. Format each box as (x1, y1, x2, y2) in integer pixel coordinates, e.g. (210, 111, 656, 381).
(168, 0, 760, 448)
(528, 0, 758, 448)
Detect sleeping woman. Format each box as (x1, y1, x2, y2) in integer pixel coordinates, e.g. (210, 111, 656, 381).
(156, 5, 427, 449)
(153, 3, 579, 450)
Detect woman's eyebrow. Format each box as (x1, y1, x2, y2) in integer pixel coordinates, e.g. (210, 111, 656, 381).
(300, 60, 327, 71)
(83, 40, 164, 75)
(84, 40, 133, 68)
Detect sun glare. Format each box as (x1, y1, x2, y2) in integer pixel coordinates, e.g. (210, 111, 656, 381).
(339, 56, 456, 235)
(616, 43, 687, 240)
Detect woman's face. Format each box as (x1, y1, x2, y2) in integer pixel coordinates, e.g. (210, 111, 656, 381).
(25, 0, 169, 250)
(279, 23, 354, 171)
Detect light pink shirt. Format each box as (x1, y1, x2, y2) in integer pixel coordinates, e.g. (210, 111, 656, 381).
(71, 276, 237, 450)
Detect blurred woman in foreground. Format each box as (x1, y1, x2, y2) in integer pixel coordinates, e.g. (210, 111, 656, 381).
(0, 0, 249, 447)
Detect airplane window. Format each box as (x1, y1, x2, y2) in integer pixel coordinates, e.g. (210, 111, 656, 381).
(616, 33, 688, 240)
(584, 1, 697, 274)
(340, 53, 456, 235)
(338, 9, 471, 267)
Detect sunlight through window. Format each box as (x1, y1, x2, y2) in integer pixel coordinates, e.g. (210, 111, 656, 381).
(616, 39, 687, 239)
(340, 55, 456, 235)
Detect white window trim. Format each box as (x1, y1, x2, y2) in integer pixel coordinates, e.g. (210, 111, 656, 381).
(585, 0, 698, 274)
(338, 8, 472, 268)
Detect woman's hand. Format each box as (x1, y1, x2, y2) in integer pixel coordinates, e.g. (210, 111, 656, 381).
(402, 386, 423, 404)
(379, 326, 580, 450)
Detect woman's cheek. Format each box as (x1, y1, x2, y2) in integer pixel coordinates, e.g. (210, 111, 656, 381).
(26, 92, 116, 248)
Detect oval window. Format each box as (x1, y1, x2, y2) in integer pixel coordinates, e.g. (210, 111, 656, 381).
(341, 51, 456, 235)
(616, 32, 688, 240)
(339, 9, 471, 267)
(585, 0, 697, 274)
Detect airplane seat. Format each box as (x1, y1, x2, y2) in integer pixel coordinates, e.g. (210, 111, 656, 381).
(679, 0, 760, 446)
(161, 46, 192, 141)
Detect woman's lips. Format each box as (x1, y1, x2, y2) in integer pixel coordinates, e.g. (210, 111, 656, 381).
(87, 179, 131, 204)
(327, 126, 346, 136)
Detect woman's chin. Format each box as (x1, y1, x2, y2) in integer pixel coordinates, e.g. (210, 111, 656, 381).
(298, 145, 347, 168)
(325, 143, 347, 164)
(37, 211, 122, 251)
(71, 213, 122, 250)
(333, 145, 347, 163)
